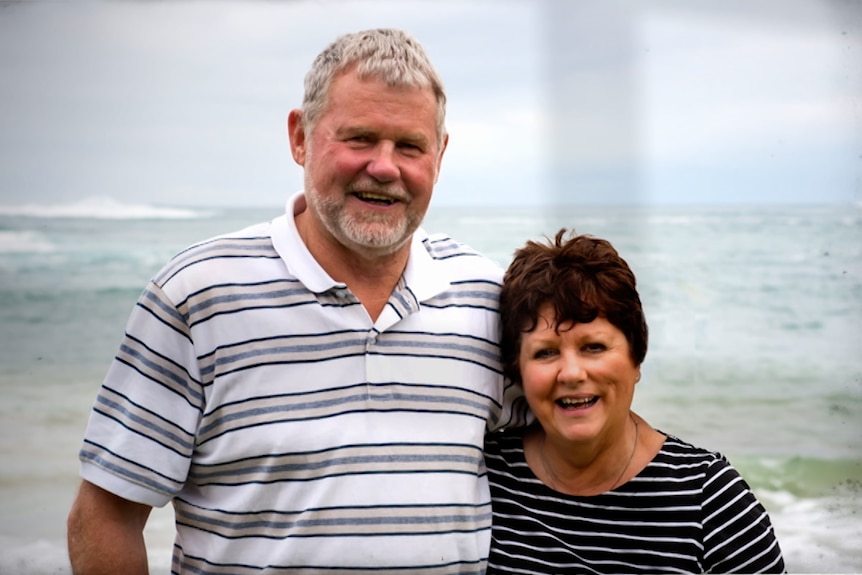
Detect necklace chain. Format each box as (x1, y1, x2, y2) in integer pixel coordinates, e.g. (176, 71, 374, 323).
(540, 412, 640, 493)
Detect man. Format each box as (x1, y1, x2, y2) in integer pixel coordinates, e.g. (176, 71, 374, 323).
(67, 28, 526, 574)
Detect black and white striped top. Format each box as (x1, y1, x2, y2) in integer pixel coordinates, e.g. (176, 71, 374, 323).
(485, 428, 785, 574)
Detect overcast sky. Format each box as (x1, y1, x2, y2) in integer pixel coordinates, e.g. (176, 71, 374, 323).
(0, 0, 859, 208)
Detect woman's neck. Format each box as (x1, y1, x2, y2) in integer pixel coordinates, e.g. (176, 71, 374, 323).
(526, 413, 643, 496)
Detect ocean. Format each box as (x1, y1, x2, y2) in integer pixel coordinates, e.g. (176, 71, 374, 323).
(0, 198, 860, 573)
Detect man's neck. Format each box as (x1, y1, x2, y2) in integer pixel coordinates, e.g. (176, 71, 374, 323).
(295, 209, 410, 322)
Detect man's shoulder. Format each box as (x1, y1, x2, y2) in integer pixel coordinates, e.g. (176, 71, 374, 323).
(153, 220, 279, 288)
(419, 231, 504, 280)
(421, 231, 483, 257)
(183, 220, 276, 254)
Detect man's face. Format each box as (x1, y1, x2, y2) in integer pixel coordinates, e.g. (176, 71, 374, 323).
(291, 71, 447, 258)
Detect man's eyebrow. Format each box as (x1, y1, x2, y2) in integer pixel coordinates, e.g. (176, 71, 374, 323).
(335, 126, 373, 138)
(335, 126, 431, 147)
(399, 133, 430, 147)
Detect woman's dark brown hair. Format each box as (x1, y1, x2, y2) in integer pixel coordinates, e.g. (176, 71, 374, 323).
(500, 229, 648, 384)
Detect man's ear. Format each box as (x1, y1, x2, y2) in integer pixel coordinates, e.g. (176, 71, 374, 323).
(287, 109, 307, 166)
(434, 132, 449, 183)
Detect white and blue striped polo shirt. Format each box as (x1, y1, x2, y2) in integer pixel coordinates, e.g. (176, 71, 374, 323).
(79, 192, 527, 574)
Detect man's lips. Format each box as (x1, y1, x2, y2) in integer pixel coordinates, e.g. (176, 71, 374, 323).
(353, 191, 398, 205)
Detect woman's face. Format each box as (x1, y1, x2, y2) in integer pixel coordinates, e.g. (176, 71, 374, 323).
(519, 303, 641, 447)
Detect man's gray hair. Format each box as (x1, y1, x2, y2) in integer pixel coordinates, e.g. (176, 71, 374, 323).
(301, 28, 447, 144)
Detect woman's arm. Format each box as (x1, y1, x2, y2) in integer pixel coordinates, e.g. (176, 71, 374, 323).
(702, 459, 785, 573)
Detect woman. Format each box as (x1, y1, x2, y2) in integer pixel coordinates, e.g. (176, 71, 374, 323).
(485, 229, 785, 574)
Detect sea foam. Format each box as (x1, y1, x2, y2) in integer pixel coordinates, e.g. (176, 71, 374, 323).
(763, 489, 862, 572)
(0, 230, 55, 254)
(0, 197, 211, 220)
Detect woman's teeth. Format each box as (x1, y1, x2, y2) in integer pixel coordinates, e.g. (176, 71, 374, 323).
(557, 396, 598, 408)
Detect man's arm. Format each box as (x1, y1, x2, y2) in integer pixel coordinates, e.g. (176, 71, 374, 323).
(67, 480, 153, 575)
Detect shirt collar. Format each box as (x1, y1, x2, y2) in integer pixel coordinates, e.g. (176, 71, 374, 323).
(271, 191, 452, 301)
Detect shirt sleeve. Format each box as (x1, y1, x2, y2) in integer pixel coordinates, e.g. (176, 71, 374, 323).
(701, 456, 786, 573)
(78, 279, 203, 507)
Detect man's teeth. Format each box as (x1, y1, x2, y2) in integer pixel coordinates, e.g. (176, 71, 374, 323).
(356, 192, 395, 204)
(557, 397, 598, 408)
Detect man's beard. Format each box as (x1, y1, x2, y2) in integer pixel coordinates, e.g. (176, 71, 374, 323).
(304, 182, 421, 258)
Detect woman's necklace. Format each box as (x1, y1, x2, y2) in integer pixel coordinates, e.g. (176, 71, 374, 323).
(540, 412, 640, 493)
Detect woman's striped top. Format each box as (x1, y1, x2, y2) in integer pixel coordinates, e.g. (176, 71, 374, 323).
(485, 427, 785, 574)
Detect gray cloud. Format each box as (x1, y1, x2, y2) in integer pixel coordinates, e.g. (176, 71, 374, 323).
(0, 0, 858, 208)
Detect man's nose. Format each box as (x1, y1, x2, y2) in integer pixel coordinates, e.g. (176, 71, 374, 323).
(366, 142, 400, 182)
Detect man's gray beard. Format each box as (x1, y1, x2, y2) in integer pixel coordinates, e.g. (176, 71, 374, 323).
(305, 187, 419, 258)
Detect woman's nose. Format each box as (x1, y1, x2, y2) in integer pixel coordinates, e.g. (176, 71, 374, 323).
(557, 351, 586, 383)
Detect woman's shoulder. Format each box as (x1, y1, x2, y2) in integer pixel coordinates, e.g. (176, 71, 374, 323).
(485, 426, 527, 452)
(656, 432, 728, 460)
(647, 431, 735, 479)
(621, 432, 747, 503)
(484, 426, 533, 471)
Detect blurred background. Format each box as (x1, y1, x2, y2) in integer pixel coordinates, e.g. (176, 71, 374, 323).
(0, 1, 860, 573)
(1, 0, 859, 209)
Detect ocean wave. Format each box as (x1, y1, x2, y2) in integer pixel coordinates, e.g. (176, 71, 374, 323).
(734, 454, 862, 498)
(0, 231, 55, 254)
(762, 489, 862, 573)
(0, 197, 214, 220)
(733, 454, 862, 571)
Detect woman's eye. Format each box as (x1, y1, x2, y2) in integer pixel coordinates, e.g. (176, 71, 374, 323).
(583, 343, 606, 353)
(533, 348, 557, 360)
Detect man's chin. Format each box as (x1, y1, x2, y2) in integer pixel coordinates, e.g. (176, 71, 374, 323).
(341, 220, 415, 255)
(347, 234, 410, 258)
